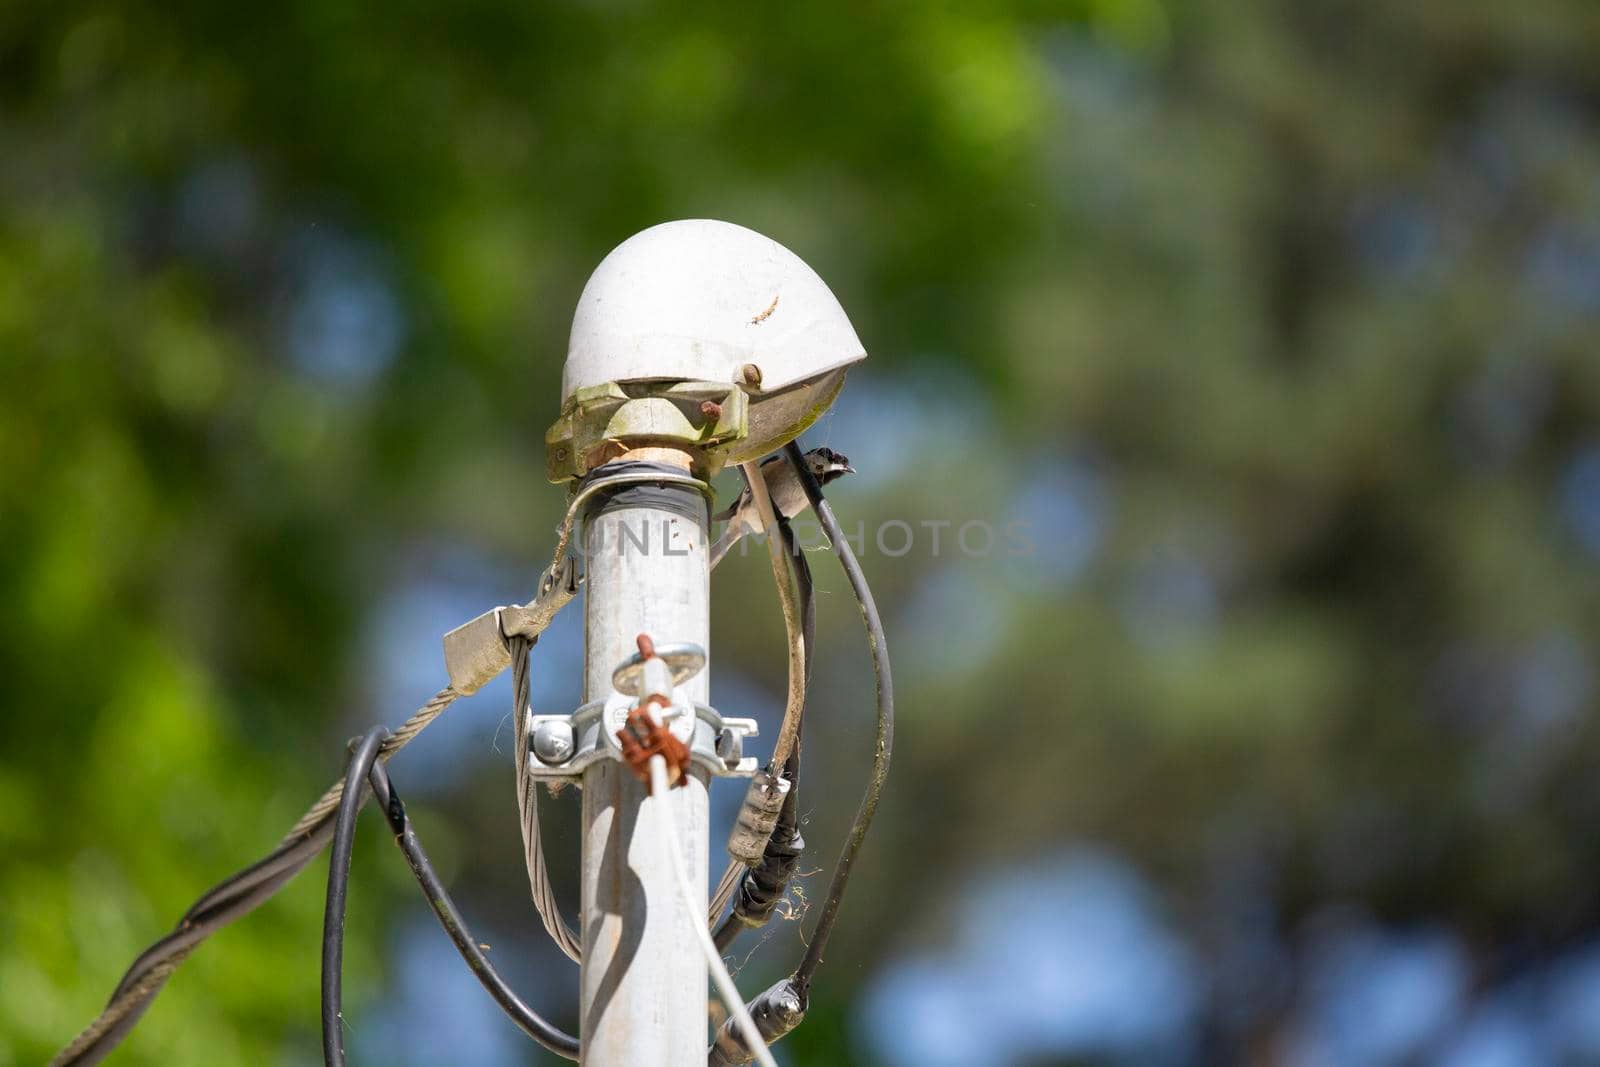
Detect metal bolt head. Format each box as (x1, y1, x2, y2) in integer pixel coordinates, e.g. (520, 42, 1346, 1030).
(533, 719, 575, 765)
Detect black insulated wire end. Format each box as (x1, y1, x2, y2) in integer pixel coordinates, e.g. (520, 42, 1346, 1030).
(707, 977, 807, 1066)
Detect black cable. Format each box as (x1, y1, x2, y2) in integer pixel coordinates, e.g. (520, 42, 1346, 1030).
(85, 828, 333, 1060)
(57, 717, 582, 1066)
(782, 439, 894, 991)
(785, 515, 818, 691)
(183, 820, 334, 924)
(110, 821, 335, 1001)
(707, 441, 894, 1065)
(322, 725, 580, 1063)
(323, 726, 387, 1067)
(713, 780, 805, 953)
(366, 761, 580, 1059)
(52, 801, 342, 1066)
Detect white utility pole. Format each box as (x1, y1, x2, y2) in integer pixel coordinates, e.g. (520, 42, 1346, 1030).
(578, 447, 710, 1065)
(538, 218, 867, 1065)
(51, 224, 879, 1067)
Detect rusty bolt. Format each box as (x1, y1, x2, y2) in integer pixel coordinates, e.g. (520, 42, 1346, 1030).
(700, 400, 722, 420)
(636, 632, 656, 659)
(740, 363, 763, 388)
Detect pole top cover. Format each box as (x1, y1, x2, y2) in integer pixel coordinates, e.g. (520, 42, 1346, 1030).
(561, 221, 865, 461)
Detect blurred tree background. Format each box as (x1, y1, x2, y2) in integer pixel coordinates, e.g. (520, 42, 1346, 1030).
(5, 1, 1600, 1064)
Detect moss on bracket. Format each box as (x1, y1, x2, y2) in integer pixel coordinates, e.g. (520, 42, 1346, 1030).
(545, 379, 749, 482)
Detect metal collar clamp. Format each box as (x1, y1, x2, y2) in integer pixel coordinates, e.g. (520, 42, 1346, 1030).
(525, 699, 759, 782)
(526, 639, 758, 783)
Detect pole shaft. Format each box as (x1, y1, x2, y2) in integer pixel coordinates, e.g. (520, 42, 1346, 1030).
(578, 453, 709, 1065)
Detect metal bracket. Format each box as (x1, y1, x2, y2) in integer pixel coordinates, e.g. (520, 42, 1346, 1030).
(442, 557, 580, 695)
(501, 555, 581, 639)
(526, 699, 760, 782)
(526, 637, 758, 782)
(544, 379, 749, 483)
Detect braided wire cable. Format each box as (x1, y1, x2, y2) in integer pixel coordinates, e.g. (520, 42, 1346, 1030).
(57, 475, 615, 1063)
(522, 461, 723, 948)
(282, 686, 460, 843)
(544, 467, 715, 584)
(48, 948, 191, 1067)
(52, 686, 462, 1067)
(512, 635, 583, 961)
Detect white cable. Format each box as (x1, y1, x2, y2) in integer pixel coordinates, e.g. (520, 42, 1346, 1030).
(648, 756, 780, 1067)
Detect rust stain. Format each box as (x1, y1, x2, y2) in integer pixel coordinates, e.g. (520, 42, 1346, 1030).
(615, 703, 689, 787)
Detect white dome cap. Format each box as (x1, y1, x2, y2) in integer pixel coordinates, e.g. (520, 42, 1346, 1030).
(564, 219, 866, 403)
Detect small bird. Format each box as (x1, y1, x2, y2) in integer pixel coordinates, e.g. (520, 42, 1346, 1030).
(710, 447, 854, 568)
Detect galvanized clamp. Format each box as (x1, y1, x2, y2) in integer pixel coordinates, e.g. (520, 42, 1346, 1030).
(525, 640, 760, 782)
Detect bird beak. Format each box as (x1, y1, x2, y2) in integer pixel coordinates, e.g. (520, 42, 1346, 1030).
(843, 463, 856, 474)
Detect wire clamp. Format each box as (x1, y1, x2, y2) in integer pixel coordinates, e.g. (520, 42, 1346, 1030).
(524, 633, 759, 782)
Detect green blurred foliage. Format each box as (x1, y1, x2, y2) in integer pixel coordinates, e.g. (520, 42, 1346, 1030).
(4, 0, 1600, 1064)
